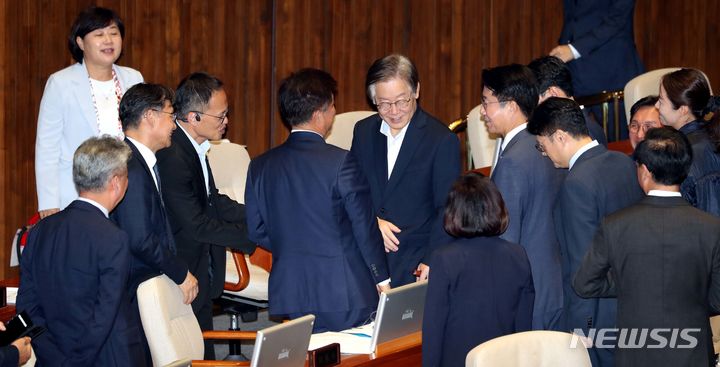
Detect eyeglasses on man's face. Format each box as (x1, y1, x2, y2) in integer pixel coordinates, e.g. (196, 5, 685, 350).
(375, 97, 413, 113)
(481, 99, 505, 110)
(193, 110, 228, 124)
(628, 121, 659, 133)
(152, 109, 177, 121)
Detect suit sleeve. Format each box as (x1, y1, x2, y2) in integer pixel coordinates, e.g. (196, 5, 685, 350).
(515, 251, 536, 331)
(568, 0, 636, 56)
(35, 74, 65, 211)
(244, 162, 271, 251)
(159, 150, 254, 254)
(338, 153, 389, 283)
(573, 222, 616, 298)
(64, 231, 131, 365)
(426, 133, 461, 261)
(111, 166, 188, 284)
(557, 179, 600, 285)
(708, 237, 720, 313)
(421, 251, 451, 367)
(493, 158, 527, 245)
(0, 346, 19, 367)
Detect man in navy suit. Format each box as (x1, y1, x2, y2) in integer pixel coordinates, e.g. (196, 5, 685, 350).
(528, 56, 607, 146)
(550, 0, 644, 140)
(481, 64, 564, 330)
(245, 68, 390, 332)
(528, 97, 643, 366)
(111, 83, 199, 363)
(156, 73, 254, 358)
(350, 54, 461, 286)
(18, 136, 147, 366)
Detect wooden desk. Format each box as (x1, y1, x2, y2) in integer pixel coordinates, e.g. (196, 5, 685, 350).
(0, 278, 19, 323)
(333, 332, 422, 367)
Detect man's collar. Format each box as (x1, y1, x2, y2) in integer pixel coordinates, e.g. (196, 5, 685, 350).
(501, 123, 527, 150)
(177, 122, 211, 156)
(569, 140, 599, 170)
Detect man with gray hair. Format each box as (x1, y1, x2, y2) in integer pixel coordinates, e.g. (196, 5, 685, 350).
(350, 54, 461, 286)
(17, 136, 148, 366)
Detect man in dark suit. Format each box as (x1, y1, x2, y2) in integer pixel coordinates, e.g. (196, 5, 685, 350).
(550, 0, 644, 140)
(156, 72, 255, 358)
(245, 68, 389, 332)
(528, 56, 607, 146)
(18, 136, 147, 366)
(528, 97, 643, 366)
(481, 64, 564, 330)
(574, 127, 720, 367)
(350, 54, 461, 286)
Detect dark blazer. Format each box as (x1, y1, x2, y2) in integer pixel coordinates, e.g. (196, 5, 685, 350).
(350, 108, 461, 286)
(245, 132, 388, 318)
(17, 200, 147, 366)
(0, 347, 18, 367)
(156, 126, 255, 301)
(491, 129, 564, 330)
(422, 237, 534, 367)
(559, 0, 644, 96)
(679, 121, 720, 215)
(553, 144, 643, 366)
(112, 139, 188, 294)
(574, 196, 720, 367)
(584, 110, 608, 146)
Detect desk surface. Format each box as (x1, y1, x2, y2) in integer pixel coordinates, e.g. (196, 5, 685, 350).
(333, 332, 422, 367)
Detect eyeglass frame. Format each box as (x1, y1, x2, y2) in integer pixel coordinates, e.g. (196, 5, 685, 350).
(152, 109, 177, 121)
(192, 110, 229, 124)
(628, 121, 660, 133)
(375, 97, 414, 113)
(534, 131, 559, 156)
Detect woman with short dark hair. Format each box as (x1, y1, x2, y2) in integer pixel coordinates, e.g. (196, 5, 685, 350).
(422, 173, 535, 367)
(35, 6, 143, 219)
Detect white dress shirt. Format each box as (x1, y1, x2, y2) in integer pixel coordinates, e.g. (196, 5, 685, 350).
(77, 197, 109, 218)
(647, 190, 682, 197)
(569, 140, 599, 170)
(126, 137, 161, 192)
(380, 121, 410, 179)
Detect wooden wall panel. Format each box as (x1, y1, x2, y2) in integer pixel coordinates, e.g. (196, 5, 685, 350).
(0, 0, 718, 279)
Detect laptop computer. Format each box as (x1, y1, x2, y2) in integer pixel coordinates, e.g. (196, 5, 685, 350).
(308, 280, 428, 354)
(250, 314, 315, 367)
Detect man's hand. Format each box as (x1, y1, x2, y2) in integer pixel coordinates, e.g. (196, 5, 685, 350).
(377, 283, 391, 294)
(377, 218, 401, 252)
(39, 208, 60, 219)
(415, 263, 430, 281)
(178, 271, 199, 305)
(549, 45, 575, 62)
(11, 336, 32, 365)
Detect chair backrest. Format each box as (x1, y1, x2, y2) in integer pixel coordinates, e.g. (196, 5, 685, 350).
(466, 105, 499, 169)
(623, 67, 681, 122)
(465, 330, 592, 367)
(326, 111, 375, 150)
(137, 275, 204, 366)
(207, 139, 251, 204)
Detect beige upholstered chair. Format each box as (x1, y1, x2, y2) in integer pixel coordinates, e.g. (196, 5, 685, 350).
(325, 111, 375, 150)
(466, 105, 499, 169)
(137, 274, 256, 367)
(465, 331, 592, 367)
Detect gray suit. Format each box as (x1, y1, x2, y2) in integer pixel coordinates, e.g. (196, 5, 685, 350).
(574, 196, 720, 367)
(491, 128, 564, 330)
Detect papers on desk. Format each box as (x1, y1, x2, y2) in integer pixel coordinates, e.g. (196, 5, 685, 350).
(6, 287, 17, 305)
(308, 323, 375, 354)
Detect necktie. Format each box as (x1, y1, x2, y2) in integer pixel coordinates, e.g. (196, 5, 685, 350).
(152, 163, 162, 195)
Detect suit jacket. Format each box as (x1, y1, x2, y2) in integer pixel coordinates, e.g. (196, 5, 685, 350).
(245, 132, 389, 315)
(17, 200, 147, 366)
(156, 126, 254, 300)
(559, 0, 644, 96)
(35, 62, 143, 211)
(111, 139, 188, 293)
(553, 144, 643, 366)
(492, 129, 564, 330)
(350, 108, 461, 286)
(0, 346, 18, 367)
(574, 196, 720, 367)
(679, 121, 720, 215)
(422, 237, 534, 367)
(584, 110, 608, 146)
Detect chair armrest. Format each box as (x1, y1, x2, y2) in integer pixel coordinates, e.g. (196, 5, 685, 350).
(224, 250, 250, 292)
(202, 330, 257, 340)
(192, 360, 249, 366)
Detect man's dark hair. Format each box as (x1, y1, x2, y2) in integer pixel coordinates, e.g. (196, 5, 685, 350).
(527, 97, 590, 138)
(120, 83, 174, 131)
(444, 173, 508, 238)
(630, 95, 659, 119)
(481, 64, 539, 119)
(278, 68, 337, 127)
(68, 6, 125, 63)
(633, 127, 693, 186)
(174, 72, 224, 121)
(528, 56, 574, 97)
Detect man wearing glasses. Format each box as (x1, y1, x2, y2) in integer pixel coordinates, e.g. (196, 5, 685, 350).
(628, 96, 661, 149)
(156, 72, 255, 359)
(480, 64, 564, 331)
(349, 54, 460, 286)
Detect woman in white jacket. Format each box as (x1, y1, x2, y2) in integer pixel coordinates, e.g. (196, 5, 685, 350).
(35, 6, 143, 217)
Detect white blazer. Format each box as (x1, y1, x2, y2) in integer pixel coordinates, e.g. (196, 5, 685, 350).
(35, 62, 143, 211)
